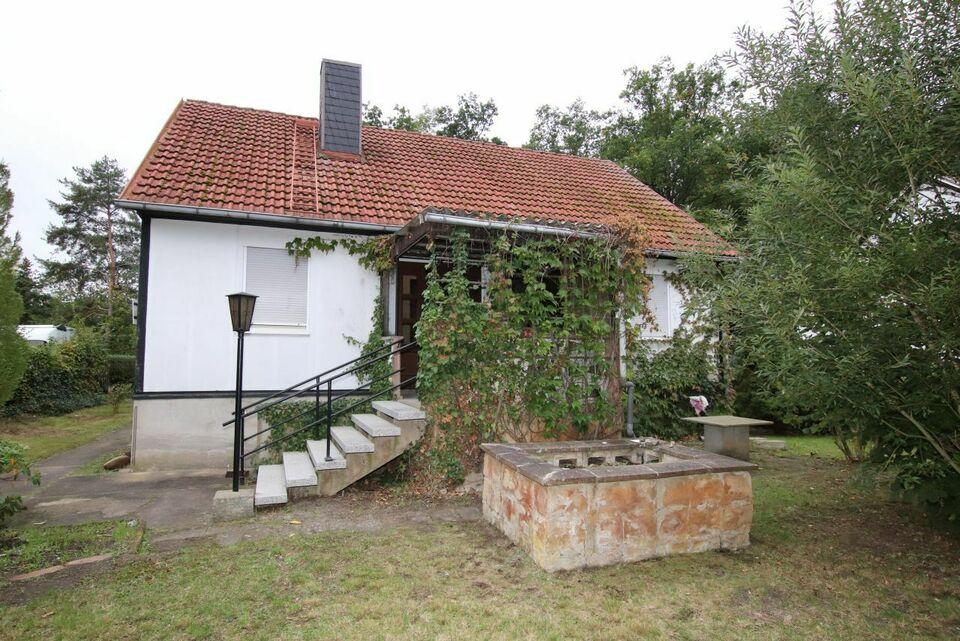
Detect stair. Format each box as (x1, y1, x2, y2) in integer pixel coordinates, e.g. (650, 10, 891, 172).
(398, 398, 422, 410)
(372, 400, 426, 421)
(331, 425, 374, 453)
(254, 464, 287, 506)
(352, 413, 401, 437)
(253, 398, 426, 508)
(306, 439, 346, 470)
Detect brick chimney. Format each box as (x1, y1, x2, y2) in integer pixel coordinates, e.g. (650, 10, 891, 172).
(319, 59, 362, 157)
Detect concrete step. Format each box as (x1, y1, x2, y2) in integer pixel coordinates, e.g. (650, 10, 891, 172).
(282, 452, 317, 488)
(316, 415, 427, 497)
(306, 439, 347, 470)
(352, 413, 401, 438)
(330, 425, 374, 454)
(254, 464, 287, 507)
(399, 398, 422, 410)
(372, 400, 426, 421)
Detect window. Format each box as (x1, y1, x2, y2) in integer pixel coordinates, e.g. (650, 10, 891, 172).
(244, 247, 308, 328)
(642, 273, 671, 338)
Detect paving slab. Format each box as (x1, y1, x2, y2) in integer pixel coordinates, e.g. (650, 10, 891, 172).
(65, 553, 113, 567)
(8, 468, 226, 531)
(0, 426, 131, 496)
(753, 439, 787, 451)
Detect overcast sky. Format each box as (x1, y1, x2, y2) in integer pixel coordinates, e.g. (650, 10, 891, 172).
(1, 0, 827, 261)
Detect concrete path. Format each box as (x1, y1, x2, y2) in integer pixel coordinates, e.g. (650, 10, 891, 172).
(2, 425, 225, 531)
(4, 423, 481, 549)
(1, 426, 131, 497)
(10, 468, 227, 531)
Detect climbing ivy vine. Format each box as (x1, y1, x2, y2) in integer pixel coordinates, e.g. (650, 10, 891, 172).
(284, 223, 727, 488)
(286, 235, 393, 272)
(415, 219, 653, 478)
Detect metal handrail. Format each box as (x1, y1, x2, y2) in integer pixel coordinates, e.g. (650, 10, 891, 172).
(227, 338, 417, 479)
(242, 374, 416, 459)
(241, 366, 401, 444)
(223, 338, 412, 427)
(227, 336, 405, 419)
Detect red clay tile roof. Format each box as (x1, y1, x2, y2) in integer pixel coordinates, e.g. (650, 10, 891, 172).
(121, 99, 733, 256)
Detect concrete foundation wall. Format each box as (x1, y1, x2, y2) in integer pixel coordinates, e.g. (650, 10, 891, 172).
(132, 397, 273, 470)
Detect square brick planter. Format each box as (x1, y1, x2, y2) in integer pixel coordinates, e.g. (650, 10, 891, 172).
(481, 438, 757, 572)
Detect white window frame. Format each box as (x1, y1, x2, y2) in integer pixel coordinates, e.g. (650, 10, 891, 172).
(243, 246, 310, 335)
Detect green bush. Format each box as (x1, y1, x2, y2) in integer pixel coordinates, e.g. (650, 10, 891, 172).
(107, 383, 132, 413)
(0, 438, 39, 524)
(106, 353, 136, 386)
(2, 329, 108, 416)
(627, 333, 726, 440)
(260, 396, 372, 457)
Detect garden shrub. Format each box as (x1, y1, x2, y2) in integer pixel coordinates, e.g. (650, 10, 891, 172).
(260, 396, 373, 457)
(2, 329, 108, 416)
(0, 438, 39, 524)
(106, 353, 136, 386)
(107, 383, 132, 413)
(627, 332, 726, 440)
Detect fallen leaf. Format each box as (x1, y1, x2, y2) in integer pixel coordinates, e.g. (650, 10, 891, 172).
(289, 519, 302, 525)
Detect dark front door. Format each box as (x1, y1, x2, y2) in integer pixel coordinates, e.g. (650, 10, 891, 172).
(396, 261, 426, 386)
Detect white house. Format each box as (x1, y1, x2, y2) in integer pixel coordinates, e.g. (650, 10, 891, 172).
(118, 60, 732, 471)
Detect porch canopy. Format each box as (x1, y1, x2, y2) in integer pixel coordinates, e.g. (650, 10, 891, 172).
(392, 208, 609, 263)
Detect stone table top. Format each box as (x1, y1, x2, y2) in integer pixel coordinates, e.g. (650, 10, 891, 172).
(681, 415, 774, 428)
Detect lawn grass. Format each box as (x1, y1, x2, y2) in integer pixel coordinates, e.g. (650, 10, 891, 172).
(1, 452, 958, 640)
(0, 520, 140, 578)
(777, 435, 846, 459)
(0, 402, 132, 463)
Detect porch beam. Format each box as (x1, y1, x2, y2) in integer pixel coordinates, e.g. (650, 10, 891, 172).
(393, 222, 439, 259)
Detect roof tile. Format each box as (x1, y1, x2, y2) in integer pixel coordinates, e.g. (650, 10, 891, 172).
(121, 99, 733, 255)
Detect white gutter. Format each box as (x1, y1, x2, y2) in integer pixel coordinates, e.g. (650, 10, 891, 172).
(421, 210, 604, 239)
(115, 200, 402, 234)
(419, 209, 740, 261)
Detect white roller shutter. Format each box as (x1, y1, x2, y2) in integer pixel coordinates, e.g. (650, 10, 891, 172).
(642, 273, 671, 338)
(245, 247, 308, 326)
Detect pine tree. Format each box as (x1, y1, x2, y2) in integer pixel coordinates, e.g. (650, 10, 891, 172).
(14, 258, 51, 323)
(0, 161, 22, 269)
(0, 161, 27, 405)
(41, 157, 139, 323)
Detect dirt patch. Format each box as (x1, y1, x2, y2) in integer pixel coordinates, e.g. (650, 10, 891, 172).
(0, 533, 25, 551)
(1, 555, 122, 606)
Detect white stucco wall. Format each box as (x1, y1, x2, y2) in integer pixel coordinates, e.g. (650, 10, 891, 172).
(143, 218, 380, 392)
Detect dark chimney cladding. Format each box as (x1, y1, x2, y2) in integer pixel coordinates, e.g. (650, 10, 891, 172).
(319, 59, 362, 156)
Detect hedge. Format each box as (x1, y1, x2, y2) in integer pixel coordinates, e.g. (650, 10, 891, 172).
(1, 330, 108, 417)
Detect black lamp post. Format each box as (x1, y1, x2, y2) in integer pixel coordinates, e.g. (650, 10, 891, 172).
(227, 292, 257, 491)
